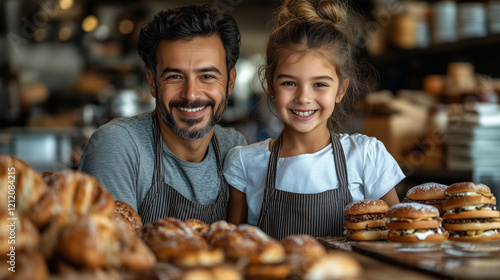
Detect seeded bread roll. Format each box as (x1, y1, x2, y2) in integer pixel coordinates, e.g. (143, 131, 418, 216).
(0, 155, 47, 217)
(113, 200, 143, 234)
(29, 170, 115, 228)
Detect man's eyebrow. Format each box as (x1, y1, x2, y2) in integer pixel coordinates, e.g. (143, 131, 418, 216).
(160, 67, 182, 77)
(196, 67, 222, 75)
(160, 66, 222, 76)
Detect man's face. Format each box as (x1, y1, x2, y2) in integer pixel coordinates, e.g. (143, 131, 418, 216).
(147, 35, 236, 140)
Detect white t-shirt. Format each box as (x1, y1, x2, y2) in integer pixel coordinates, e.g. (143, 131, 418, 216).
(223, 133, 405, 225)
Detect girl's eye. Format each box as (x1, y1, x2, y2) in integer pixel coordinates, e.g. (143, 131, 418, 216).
(280, 81, 295, 86)
(314, 83, 328, 87)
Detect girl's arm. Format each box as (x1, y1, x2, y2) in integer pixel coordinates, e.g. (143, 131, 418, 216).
(380, 188, 400, 207)
(228, 186, 248, 225)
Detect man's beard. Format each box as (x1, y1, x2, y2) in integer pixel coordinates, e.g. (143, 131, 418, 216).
(156, 96, 227, 140)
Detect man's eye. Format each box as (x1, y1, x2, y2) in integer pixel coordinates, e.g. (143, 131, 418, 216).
(201, 75, 215, 79)
(167, 75, 182, 79)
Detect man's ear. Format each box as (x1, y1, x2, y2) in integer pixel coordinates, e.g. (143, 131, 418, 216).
(336, 78, 349, 103)
(146, 69, 157, 98)
(227, 67, 237, 96)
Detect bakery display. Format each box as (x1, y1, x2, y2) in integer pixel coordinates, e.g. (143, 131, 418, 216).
(403, 182, 449, 216)
(343, 199, 389, 241)
(386, 202, 449, 243)
(442, 182, 500, 241)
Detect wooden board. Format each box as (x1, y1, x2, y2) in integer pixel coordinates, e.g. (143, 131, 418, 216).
(351, 241, 500, 280)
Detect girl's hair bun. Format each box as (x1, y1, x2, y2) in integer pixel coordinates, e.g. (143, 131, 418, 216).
(277, 0, 346, 27)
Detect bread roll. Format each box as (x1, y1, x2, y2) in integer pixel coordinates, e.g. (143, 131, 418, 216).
(29, 170, 115, 228)
(142, 217, 209, 262)
(281, 234, 326, 258)
(0, 208, 39, 255)
(113, 200, 143, 234)
(0, 250, 48, 280)
(57, 214, 156, 271)
(185, 219, 210, 236)
(0, 155, 47, 216)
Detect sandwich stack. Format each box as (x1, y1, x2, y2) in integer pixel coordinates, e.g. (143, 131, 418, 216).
(442, 182, 500, 241)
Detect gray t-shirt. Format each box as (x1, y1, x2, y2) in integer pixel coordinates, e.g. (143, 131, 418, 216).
(78, 111, 247, 211)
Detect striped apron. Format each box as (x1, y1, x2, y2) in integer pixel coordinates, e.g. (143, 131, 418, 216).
(138, 112, 228, 225)
(257, 131, 353, 240)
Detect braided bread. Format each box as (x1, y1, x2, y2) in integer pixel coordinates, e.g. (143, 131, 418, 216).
(0, 155, 47, 217)
(57, 214, 156, 271)
(29, 170, 115, 228)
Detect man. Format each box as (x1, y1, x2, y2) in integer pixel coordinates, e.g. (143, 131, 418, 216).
(78, 4, 247, 224)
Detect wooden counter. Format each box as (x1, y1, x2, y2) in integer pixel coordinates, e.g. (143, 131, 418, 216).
(319, 236, 500, 280)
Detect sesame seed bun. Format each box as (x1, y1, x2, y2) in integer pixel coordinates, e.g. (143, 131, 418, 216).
(448, 231, 500, 242)
(406, 182, 448, 200)
(386, 203, 440, 220)
(443, 210, 500, 220)
(344, 199, 389, 215)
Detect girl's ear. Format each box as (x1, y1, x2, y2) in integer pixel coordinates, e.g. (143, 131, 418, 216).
(146, 69, 156, 98)
(336, 78, 349, 103)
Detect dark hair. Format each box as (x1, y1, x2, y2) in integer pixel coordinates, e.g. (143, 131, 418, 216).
(137, 4, 240, 77)
(264, 0, 370, 130)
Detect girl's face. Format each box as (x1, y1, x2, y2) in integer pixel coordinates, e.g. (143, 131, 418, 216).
(272, 51, 348, 135)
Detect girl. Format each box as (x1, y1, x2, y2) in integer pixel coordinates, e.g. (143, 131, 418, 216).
(223, 0, 404, 240)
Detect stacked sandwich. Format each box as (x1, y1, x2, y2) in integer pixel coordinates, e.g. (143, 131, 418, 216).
(343, 199, 389, 241)
(385, 203, 449, 243)
(442, 182, 500, 241)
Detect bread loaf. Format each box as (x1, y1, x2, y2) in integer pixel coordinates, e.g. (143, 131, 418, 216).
(29, 170, 115, 228)
(0, 155, 47, 217)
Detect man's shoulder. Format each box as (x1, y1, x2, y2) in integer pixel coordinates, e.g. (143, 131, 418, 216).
(214, 125, 248, 155)
(95, 112, 153, 137)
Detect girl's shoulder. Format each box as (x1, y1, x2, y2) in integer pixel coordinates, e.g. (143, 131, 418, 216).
(339, 133, 379, 147)
(228, 138, 272, 157)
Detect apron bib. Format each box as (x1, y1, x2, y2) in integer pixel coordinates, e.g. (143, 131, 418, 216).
(138, 112, 228, 224)
(257, 131, 353, 240)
